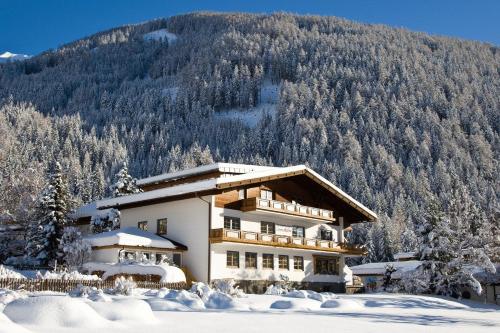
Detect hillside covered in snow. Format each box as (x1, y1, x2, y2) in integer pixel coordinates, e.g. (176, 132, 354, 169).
(0, 13, 498, 259)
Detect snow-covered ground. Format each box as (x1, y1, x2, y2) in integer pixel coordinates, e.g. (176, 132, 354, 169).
(143, 29, 178, 44)
(0, 52, 31, 63)
(215, 80, 280, 127)
(1, 289, 498, 333)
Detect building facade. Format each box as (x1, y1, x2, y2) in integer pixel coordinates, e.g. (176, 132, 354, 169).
(80, 163, 377, 292)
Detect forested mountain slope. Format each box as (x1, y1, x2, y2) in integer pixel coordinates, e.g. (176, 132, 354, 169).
(0, 12, 498, 256)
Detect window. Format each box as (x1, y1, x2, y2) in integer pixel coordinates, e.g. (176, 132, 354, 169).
(314, 256, 339, 275)
(138, 221, 148, 231)
(262, 254, 274, 269)
(238, 189, 245, 200)
(260, 189, 273, 200)
(123, 251, 135, 261)
(245, 252, 257, 269)
(157, 218, 167, 235)
(294, 256, 304, 270)
(278, 255, 289, 270)
(320, 229, 333, 241)
(173, 253, 182, 267)
(292, 226, 305, 238)
(261, 221, 275, 234)
(224, 216, 241, 230)
(226, 251, 239, 268)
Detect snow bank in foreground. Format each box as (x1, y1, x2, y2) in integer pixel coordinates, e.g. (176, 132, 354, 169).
(36, 270, 100, 281)
(285, 290, 338, 302)
(83, 262, 186, 283)
(321, 298, 364, 310)
(88, 298, 157, 322)
(143, 29, 178, 43)
(0, 313, 31, 333)
(0, 265, 26, 279)
(4, 296, 110, 328)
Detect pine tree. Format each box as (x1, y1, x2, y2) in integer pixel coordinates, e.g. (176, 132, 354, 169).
(90, 209, 121, 233)
(110, 163, 142, 197)
(415, 184, 496, 296)
(26, 162, 71, 267)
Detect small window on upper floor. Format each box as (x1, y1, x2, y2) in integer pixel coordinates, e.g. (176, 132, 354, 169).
(260, 189, 273, 200)
(320, 229, 333, 241)
(157, 218, 167, 235)
(292, 226, 305, 238)
(138, 221, 148, 231)
(224, 216, 241, 230)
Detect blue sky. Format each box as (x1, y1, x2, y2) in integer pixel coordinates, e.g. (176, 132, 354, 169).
(1, 0, 499, 55)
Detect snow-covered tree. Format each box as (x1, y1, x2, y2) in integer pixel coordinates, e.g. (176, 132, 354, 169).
(58, 226, 91, 269)
(90, 208, 121, 234)
(382, 263, 397, 291)
(26, 162, 72, 267)
(414, 184, 496, 297)
(109, 163, 142, 197)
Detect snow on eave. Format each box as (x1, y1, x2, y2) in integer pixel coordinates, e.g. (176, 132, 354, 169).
(84, 227, 177, 249)
(136, 162, 276, 186)
(350, 260, 422, 276)
(216, 165, 378, 221)
(96, 178, 217, 209)
(70, 201, 112, 219)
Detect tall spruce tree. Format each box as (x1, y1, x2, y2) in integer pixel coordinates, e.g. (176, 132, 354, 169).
(26, 162, 71, 267)
(110, 163, 142, 197)
(415, 184, 496, 296)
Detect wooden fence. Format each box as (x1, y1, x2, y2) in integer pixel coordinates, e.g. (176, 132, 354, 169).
(0, 278, 187, 293)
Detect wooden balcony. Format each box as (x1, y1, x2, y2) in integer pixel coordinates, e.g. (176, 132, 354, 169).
(209, 228, 366, 255)
(239, 197, 336, 222)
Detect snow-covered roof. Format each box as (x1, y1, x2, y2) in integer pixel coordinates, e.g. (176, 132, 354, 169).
(137, 162, 276, 186)
(98, 163, 377, 221)
(98, 178, 217, 208)
(70, 202, 112, 219)
(84, 227, 178, 249)
(83, 262, 186, 283)
(350, 260, 422, 278)
(393, 252, 418, 261)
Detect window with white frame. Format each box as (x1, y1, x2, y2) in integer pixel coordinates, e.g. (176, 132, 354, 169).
(224, 216, 241, 230)
(137, 221, 148, 231)
(262, 253, 274, 269)
(157, 218, 167, 235)
(226, 251, 240, 268)
(260, 189, 273, 200)
(294, 256, 304, 271)
(278, 255, 289, 270)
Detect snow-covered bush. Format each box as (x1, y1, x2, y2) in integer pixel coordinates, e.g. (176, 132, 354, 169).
(0, 288, 28, 309)
(69, 284, 111, 302)
(213, 279, 245, 297)
(190, 282, 213, 301)
(265, 274, 292, 295)
(112, 276, 136, 295)
(264, 284, 288, 295)
(0, 265, 26, 279)
(58, 227, 92, 269)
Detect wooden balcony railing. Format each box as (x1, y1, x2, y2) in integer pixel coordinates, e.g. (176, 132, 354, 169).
(239, 198, 336, 222)
(209, 228, 366, 255)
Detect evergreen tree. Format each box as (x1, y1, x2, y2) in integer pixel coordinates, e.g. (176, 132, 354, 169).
(26, 162, 71, 267)
(110, 163, 142, 197)
(415, 185, 496, 296)
(90, 209, 121, 233)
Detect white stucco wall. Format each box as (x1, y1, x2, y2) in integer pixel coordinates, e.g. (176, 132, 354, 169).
(119, 197, 210, 282)
(210, 243, 345, 283)
(91, 248, 119, 263)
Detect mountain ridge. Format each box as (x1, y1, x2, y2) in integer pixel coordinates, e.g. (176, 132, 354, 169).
(0, 12, 498, 255)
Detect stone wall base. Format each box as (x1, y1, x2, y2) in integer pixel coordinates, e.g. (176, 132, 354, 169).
(232, 279, 346, 294)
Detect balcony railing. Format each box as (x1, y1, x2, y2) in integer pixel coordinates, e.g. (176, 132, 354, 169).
(239, 198, 336, 222)
(210, 228, 366, 255)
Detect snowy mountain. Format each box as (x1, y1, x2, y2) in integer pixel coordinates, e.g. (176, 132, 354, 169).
(0, 51, 31, 63)
(0, 13, 498, 256)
